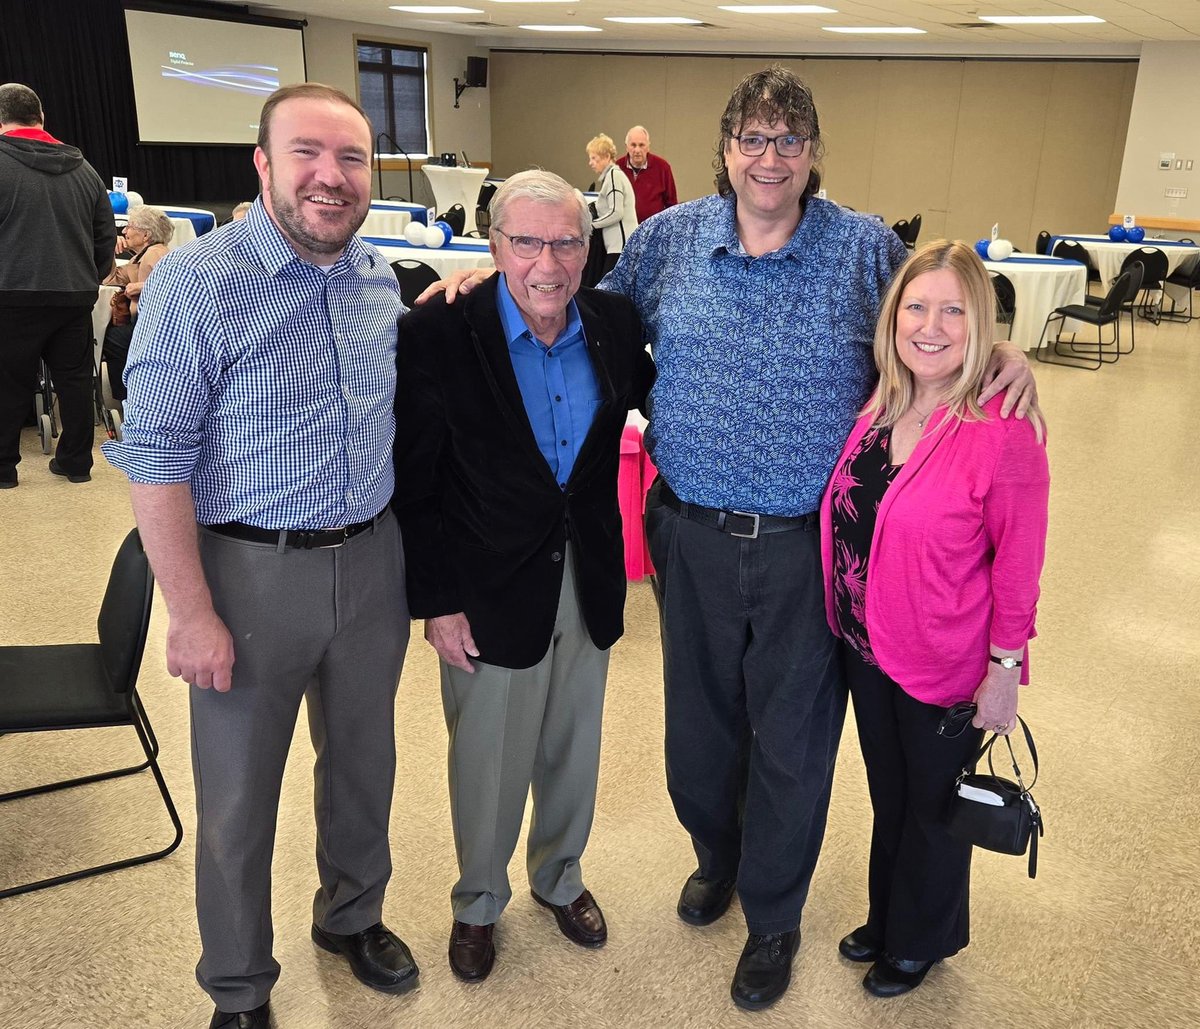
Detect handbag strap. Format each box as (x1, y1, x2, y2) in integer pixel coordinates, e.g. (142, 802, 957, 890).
(966, 715, 1039, 792)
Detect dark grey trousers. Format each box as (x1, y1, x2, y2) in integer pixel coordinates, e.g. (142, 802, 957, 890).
(191, 511, 409, 1011)
(645, 479, 847, 936)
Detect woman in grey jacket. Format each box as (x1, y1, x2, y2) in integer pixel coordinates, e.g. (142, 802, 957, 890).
(586, 134, 638, 278)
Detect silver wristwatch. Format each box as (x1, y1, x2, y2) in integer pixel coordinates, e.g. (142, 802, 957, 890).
(989, 655, 1022, 670)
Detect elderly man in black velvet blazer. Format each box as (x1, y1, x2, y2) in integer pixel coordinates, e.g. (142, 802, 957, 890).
(392, 169, 654, 985)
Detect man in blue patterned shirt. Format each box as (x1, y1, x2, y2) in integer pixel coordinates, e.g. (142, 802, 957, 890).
(104, 84, 416, 1029)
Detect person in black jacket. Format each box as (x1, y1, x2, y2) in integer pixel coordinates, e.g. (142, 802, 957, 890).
(0, 83, 114, 487)
(392, 169, 654, 985)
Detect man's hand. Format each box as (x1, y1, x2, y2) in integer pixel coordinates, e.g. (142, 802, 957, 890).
(166, 605, 236, 692)
(414, 268, 494, 306)
(979, 340, 1038, 418)
(425, 612, 480, 672)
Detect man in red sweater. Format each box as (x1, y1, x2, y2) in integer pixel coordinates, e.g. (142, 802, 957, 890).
(616, 125, 677, 224)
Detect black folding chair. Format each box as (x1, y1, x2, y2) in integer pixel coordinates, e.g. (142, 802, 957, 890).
(990, 272, 1016, 335)
(1035, 270, 1133, 371)
(1052, 240, 1102, 294)
(0, 529, 182, 899)
(906, 213, 922, 249)
(1163, 257, 1200, 321)
(1085, 256, 1145, 354)
(391, 259, 441, 308)
(891, 219, 910, 246)
(437, 204, 466, 237)
(1035, 230, 1052, 255)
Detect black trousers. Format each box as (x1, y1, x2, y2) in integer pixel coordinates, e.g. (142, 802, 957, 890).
(843, 643, 983, 960)
(0, 305, 95, 476)
(645, 478, 847, 935)
(103, 319, 135, 402)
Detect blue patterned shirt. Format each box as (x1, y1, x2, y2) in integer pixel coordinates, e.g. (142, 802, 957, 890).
(602, 194, 907, 516)
(496, 273, 598, 489)
(102, 199, 404, 529)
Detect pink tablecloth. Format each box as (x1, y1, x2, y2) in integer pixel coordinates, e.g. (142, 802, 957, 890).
(619, 425, 657, 580)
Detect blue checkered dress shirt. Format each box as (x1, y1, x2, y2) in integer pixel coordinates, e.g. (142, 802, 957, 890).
(102, 200, 404, 529)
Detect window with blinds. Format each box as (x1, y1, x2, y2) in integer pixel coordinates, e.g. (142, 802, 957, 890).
(357, 40, 430, 157)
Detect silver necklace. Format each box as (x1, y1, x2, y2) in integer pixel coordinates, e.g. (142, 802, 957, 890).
(912, 404, 935, 428)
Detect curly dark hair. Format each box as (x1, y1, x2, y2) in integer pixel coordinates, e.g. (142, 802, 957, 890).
(713, 65, 825, 200)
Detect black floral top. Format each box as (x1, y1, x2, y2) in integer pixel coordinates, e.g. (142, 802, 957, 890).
(829, 426, 902, 667)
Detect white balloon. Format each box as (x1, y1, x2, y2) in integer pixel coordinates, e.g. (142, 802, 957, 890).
(124, 190, 144, 210)
(424, 225, 446, 248)
(987, 239, 1014, 261)
(404, 220, 427, 246)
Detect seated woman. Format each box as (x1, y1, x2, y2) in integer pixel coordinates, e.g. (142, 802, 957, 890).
(584, 133, 637, 284)
(102, 205, 173, 401)
(819, 239, 1050, 999)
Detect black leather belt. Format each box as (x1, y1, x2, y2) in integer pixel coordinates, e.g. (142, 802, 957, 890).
(658, 482, 816, 539)
(206, 512, 384, 550)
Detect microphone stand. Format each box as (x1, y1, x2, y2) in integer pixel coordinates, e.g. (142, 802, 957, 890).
(375, 131, 414, 203)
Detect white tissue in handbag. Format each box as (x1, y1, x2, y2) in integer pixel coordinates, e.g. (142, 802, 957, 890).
(958, 782, 1005, 806)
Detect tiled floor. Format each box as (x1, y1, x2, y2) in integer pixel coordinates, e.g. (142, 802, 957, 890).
(2, 313, 1198, 1029)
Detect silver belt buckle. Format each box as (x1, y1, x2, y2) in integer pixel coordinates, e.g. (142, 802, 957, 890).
(730, 510, 760, 539)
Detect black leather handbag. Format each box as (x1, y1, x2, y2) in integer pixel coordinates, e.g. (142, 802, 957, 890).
(942, 714, 1044, 878)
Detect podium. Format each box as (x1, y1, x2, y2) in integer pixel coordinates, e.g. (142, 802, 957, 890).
(421, 165, 489, 233)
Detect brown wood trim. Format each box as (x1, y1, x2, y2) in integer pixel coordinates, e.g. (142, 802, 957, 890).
(378, 158, 493, 172)
(1108, 214, 1200, 231)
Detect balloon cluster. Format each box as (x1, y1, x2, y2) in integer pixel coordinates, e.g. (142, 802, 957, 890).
(403, 219, 454, 248)
(107, 190, 145, 214)
(1108, 225, 1145, 242)
(975, 238, 1014, 261)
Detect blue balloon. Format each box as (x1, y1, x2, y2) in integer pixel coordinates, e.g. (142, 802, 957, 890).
(1127, 226, 1145, 243)
(1108, 225, 1127, 242)
(108, 190, 128, 214)
(433, 219, 453, 245)
(975, 239, 991, 259)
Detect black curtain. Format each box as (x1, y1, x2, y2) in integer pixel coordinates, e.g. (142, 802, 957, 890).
(1, 0, 260, 202)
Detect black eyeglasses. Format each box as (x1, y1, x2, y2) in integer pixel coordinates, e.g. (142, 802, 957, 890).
(731, 132, 810, 158)
(493, 229, 587, 260)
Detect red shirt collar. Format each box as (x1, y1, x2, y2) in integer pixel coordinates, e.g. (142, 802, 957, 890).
(2, 127, 62, 144)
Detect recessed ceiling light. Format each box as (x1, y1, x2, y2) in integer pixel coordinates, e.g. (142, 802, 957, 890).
(979, 15, 1106, 25)
(718, 5, 837, 12)
(823, 26, 927, 34)
(604, 17, 703, 25)
(389, 5, 482, 12)
(519, 24, 602, 32)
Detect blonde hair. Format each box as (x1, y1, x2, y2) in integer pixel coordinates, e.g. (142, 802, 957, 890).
(863, 239, 1045, 441)
(586, 133, 618, 162)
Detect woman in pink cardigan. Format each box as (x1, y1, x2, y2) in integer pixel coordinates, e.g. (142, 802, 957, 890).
(819, 240, 1049, 998)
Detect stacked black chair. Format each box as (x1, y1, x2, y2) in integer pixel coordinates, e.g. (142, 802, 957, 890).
(436, 204, 467, 237)
(990, 272, 1016, 334)
(0, 529, 183, 899)
(1085, 255, 1148, 353)
(391, 259, 441, 307)
(1035, 230, 1052, 255)
(1035, 269, 1134, 371)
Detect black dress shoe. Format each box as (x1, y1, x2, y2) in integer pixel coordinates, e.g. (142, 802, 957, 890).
(677, 870, 737, 926)
(863, 954, 938, 997)
(48, 459, 90, 483)
(209, 1002, 270, 1028)
(312, 921, 420, 993)
(731, 929, 800, 1011)
(531, 888, 607, 948)
(839, 925, 882, 962)
(449, 920, 495, 982)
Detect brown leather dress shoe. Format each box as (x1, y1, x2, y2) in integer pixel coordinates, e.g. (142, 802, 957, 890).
(531, 888, 607, 948)
(449, 920, 496, 982)
(209, 1001, 270, 1028)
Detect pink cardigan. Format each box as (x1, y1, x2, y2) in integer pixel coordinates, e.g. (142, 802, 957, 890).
(820, 395, 1050, 706)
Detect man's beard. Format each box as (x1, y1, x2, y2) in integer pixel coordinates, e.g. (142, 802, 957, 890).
(269, 182, 364, 256)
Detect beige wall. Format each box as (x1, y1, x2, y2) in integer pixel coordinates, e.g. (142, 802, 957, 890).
(491, 53, 1136, 252)
(1115, 42, 1200, 228)
(296, 13, 492, 205)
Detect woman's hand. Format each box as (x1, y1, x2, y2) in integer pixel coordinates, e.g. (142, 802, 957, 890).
(971, 661, 1020, 735)
(124, 280, 144, 299)
(978, 340, 1038, 418)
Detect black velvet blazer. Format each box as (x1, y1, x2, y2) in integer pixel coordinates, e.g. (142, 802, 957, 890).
(391, 276, 654, 669)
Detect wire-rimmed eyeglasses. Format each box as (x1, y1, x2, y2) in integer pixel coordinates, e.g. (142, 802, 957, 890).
(731, 132, 810, 159)
(493, 229, 587, 260)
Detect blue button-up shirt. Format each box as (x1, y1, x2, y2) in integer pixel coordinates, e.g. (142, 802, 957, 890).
(496, 273, 600, 488)
(601, 194, 908, 516)
(102, 199, 404, 529)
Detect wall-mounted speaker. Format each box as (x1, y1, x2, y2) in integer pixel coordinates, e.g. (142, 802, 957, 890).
(466, 56, 488, 89)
